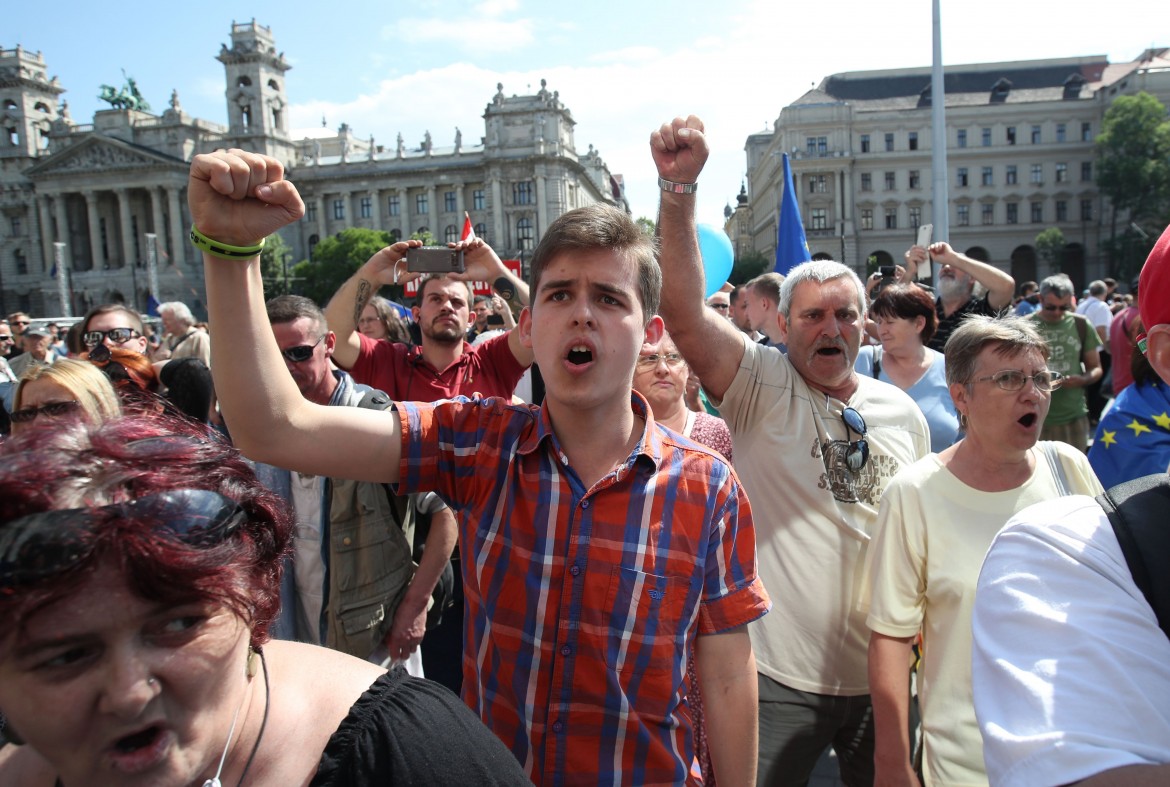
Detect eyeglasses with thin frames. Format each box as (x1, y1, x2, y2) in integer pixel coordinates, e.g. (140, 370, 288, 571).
(973, 369, 1064, 392)
(1042, 304, 1073, 313)
(841, 406, 870, 472)
(281, 335, 325, 363)
(9, 400, 80, 424)
(636, 352, 686, 370)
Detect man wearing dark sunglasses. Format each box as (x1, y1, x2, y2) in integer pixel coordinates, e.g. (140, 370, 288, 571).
(1028, 273, 1102, 452)
(79, 303, 149, 356)
(251, 295, 456, 680)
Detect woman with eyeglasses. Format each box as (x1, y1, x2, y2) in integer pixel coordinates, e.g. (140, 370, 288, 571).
(632, 331, 732, 462)
(10, 359, 122, 435)
(861, 315, 1103, 787)
(856, 284, 960, 453)
(357, 297, 412, 345)
(0, 416, 530, 786)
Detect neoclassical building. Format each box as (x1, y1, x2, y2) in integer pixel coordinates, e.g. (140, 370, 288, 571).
(732, 49, 1170, 289)
(0, 20, 626, 317)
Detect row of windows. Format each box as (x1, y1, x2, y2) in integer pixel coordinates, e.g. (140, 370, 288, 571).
(859, 161, 1092, 192)
(301, 216, 539, 250)
(858, 198, 1093, 230)
(954, 161, 1090, 188)
(302, 183, 545, 222)
(859, 122, 1092, 153)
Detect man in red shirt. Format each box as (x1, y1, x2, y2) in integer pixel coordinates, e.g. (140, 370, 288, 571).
(324, 240, 532, 401)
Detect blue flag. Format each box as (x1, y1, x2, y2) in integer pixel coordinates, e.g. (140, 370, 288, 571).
(146, 295, 160, 317)
(774, 153, 810, 275)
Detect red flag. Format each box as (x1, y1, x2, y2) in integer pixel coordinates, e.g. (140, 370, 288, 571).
(461, 212, 475, 242)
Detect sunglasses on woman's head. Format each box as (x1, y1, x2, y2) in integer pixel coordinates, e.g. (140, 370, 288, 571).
(0, 489, 248, 587)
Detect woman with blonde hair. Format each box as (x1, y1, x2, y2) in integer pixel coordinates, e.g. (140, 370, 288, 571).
(10, 358, 121, 434)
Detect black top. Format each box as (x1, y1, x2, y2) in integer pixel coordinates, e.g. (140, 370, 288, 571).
(310, 667, 532, 786)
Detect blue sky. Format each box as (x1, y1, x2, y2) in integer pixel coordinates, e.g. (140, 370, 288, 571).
(8, 1, 1165, 226)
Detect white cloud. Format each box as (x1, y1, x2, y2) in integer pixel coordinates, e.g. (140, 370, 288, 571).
(587, 46, 661, 65)
(384, 16, 535, 51)
(476, 0, 519, 15)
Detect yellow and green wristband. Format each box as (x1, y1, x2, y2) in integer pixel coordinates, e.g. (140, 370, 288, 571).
(190, 226, 265, 260)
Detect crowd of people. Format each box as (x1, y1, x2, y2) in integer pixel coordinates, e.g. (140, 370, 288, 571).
(1, 113, 1168, 787)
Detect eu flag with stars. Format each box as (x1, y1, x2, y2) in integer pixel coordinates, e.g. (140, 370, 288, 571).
(774, 152, 811, 276)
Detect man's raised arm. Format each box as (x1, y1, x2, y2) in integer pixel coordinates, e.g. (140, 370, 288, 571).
(323, 241, 419, 369)
(650, 116, 744, 401)
(191, 149, 402, 483)
(930, 241, 1016, 311)
(448, 238, 534, 367)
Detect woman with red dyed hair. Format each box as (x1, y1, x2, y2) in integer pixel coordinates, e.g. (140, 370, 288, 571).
(0, 416, 528, 786)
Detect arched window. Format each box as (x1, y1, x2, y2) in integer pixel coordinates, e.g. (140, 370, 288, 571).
(267, 79, 280, 91)
(34, 102, 50, 113)
(444, 224, 459, 243)
(389, 229, 401, 242)
(237, 76, 252, 87)
(416, 226, 429, 237)
(516, 218, 534, 251)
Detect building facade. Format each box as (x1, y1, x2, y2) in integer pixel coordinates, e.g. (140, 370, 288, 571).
(734, 50, 1170, 289)
(0, 21, 626, 318)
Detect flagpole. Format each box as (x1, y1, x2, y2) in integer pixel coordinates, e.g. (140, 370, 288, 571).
(930, 0, 949, 282)
(54, 242, 71, 318)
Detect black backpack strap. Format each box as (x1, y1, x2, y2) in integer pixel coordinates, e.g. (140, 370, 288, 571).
(1096, 475, 1170, 641)
(872, 347, 882, 379)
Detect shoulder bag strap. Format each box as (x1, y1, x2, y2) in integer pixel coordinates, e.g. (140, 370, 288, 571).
(1096, 475, 1170, 642)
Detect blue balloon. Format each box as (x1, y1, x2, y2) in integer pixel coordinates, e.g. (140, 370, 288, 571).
(697, 224, 734, 298)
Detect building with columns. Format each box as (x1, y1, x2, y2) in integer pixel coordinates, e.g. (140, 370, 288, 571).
(732, 49, 1170, 290)
(0, 20, 626, 318)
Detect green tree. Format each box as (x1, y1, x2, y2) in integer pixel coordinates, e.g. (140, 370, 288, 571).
(410, 228, 438, 246)
(635, 217, 656, 237)
(291, 227, 395, 305)
(1034, 227, 1066, 268)
(259, 232, 295, 299)
(1097, 92, 1170, 226)
(729, 250, 771, 286)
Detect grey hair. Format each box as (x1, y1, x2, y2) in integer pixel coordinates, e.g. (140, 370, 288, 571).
(157, 301, 195, 327)
(1038, 274, 1075, 299)
(778, 260, 866, 319)
(944, 314, 1050, 386)
(1087, 280, 1107, 297)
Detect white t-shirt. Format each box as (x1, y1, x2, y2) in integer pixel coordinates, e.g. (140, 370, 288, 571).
(862, 444, 1102, 786)
(718, 335, 930, 695)
(972, 495, 1170, 787)
(292, 471, 325, 644)
(1076, 296, 1113, 348)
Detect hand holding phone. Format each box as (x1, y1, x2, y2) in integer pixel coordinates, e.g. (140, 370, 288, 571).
(406, 247, 466, 274)
(915, 224, 933, 280)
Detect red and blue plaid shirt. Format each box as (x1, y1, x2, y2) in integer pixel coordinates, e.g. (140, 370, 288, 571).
(395, 393, 770, 785)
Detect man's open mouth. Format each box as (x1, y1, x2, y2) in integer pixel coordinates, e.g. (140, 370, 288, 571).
(567, 345, 593, 365)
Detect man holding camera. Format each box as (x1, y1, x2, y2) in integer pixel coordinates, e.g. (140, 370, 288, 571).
(903, 241, 1015, 352)
(324, 237, 533, 402)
